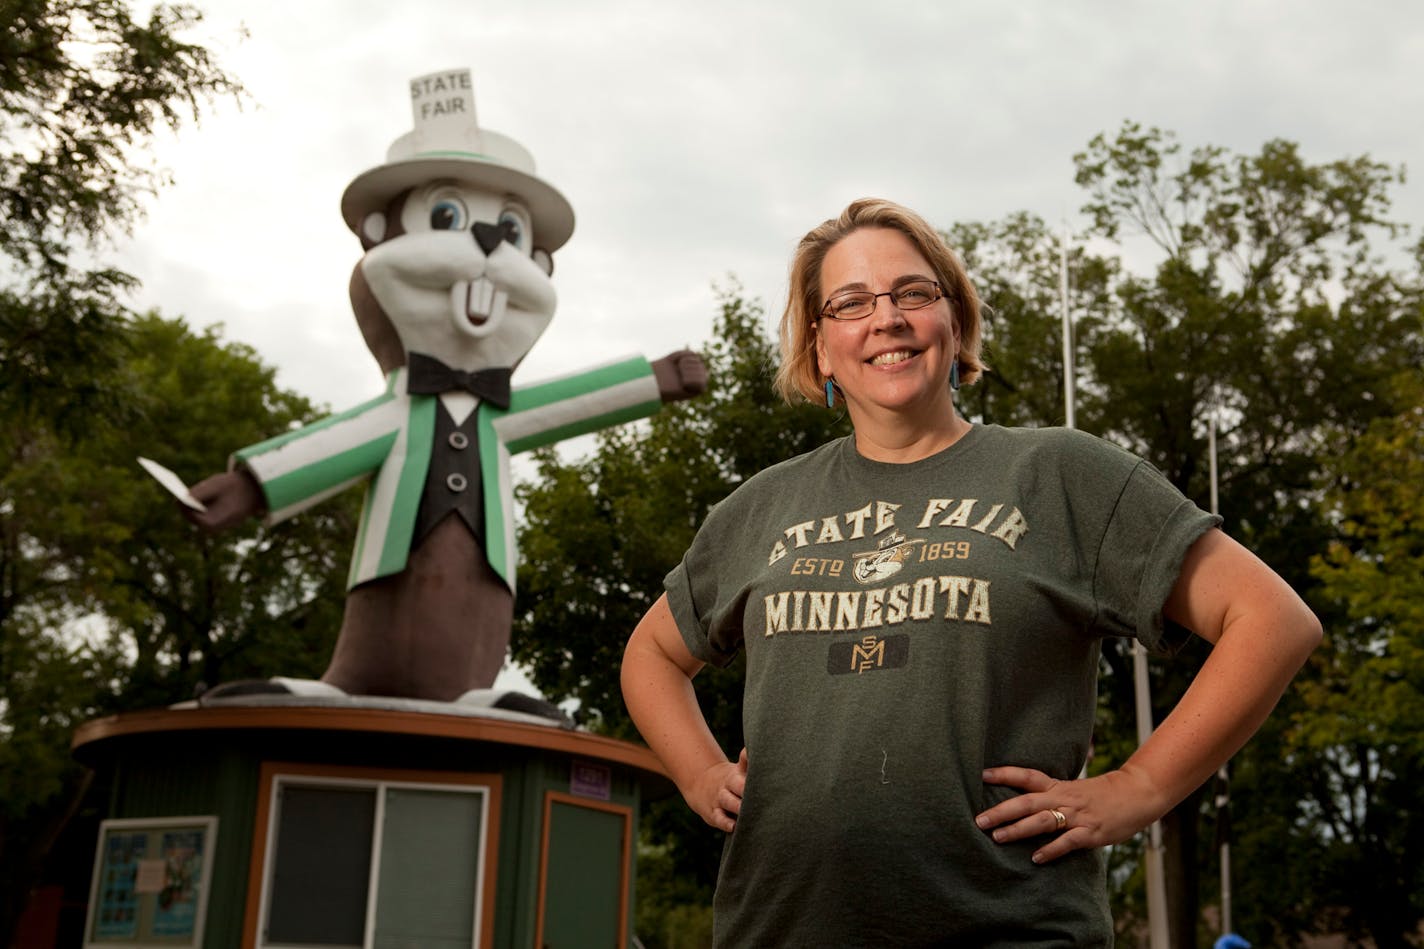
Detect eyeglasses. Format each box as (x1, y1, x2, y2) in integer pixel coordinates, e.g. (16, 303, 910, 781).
(819, 280, 943, 321)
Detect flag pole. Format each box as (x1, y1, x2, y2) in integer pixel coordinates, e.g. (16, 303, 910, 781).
(1059, 226, 1076, 431)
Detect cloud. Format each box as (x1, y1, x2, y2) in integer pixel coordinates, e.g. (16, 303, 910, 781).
(113, 0, 1422, 418)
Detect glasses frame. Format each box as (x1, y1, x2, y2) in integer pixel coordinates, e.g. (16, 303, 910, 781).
(818, 280, 944, 322)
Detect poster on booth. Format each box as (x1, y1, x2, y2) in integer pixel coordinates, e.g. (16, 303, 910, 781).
(151, 829, 205, 937)
(86, 817, 216, 947)
(92, 831, 146, 938)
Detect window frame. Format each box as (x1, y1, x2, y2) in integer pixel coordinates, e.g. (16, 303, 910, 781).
(244, 762, 502, 949)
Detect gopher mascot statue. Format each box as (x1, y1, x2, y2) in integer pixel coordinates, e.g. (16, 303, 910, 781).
(183, 69, 705, 703)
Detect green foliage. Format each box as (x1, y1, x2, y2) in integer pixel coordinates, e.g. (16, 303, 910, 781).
(1308, 374, 1424, 757)
(0, 315, 356, 939)
(634, 842, 715, 949)
(53, 314, 357, 701)
(0, 6, 247, 937)
(947, 122, 1423, 944)
(1289, 374, 1424, 946)
(0, 0, 243, 437)
(0, 0, 243, 268)
(956, 123, 1422, 944)
(948, 211, 1119, 428)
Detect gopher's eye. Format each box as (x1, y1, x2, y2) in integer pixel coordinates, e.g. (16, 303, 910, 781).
(497, 209, 525, 248)
(430, 199, 466, 231)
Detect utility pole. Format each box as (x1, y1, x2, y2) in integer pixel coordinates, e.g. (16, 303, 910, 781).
(1135, 638, 1171, 949)
(1061, 226, 1168, 948)
(1209, 411, 1233, 937)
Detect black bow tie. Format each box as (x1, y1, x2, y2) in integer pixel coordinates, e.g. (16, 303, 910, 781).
(406, 353, 512, 409)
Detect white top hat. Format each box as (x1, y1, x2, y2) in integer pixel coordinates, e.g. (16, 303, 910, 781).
(340, 69, 575, 251)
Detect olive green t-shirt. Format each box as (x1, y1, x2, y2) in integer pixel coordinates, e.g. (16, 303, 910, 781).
(664, 425, 1219, 948)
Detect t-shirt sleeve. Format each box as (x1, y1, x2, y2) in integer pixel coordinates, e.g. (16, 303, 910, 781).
(1092, 459, 1221, 653)
(664, 498, 748, 668)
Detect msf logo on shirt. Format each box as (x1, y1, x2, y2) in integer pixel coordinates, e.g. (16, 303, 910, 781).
(828, 633, 910, 675)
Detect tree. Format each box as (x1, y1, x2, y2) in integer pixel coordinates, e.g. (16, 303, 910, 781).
(955, 124, 1420, 944)
(949, 210, 1120, 429)
(1071, 125, 1417, 947)
(0, 314, 358, 941)
(62, 315, 358, 698)
(1289, 371, 1424, 948)
(0, 6, 244, 939)
(1, 0, 243, 428)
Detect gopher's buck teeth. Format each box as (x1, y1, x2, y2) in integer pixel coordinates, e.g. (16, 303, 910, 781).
(466, 277, 497, 325)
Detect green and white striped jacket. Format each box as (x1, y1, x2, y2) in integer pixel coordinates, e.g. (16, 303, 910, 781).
(234, 355, 662, 591)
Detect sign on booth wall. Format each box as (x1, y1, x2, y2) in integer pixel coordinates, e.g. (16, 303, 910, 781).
(85, 817, 217, 948)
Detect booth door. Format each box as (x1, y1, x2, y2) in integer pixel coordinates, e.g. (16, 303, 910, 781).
(536, 793, 631, 949)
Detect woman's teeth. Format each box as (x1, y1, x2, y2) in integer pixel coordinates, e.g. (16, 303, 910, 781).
(869, 350, 914, 366)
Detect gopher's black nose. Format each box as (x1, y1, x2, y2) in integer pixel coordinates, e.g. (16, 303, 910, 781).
(472, 221, 505, 256)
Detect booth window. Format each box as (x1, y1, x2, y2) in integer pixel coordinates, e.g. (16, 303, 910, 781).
(254, 769, 498, 949)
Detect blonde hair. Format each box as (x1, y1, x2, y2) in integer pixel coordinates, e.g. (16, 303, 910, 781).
(774, 197, 985, 404)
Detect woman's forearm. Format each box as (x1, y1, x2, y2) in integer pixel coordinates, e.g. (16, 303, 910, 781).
(1122, 573, 1321, 816)
(977, 529, 1321, 863)
(621, 595, 745, 829)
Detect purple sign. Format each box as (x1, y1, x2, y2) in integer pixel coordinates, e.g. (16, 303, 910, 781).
(570, 760, 611, 800)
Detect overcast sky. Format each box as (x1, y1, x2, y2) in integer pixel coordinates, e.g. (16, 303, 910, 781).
(111, 1, 1421, 692)
(116, 0, 1424, 416)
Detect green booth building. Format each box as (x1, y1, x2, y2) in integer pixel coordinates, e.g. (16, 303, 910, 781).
(70, 694, 671, 948)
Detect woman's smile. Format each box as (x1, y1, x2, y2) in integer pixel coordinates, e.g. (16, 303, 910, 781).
(867, 347, 920, 367)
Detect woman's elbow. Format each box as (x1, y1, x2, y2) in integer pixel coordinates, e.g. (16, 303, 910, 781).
(1295, 602, 1324, 657)
(1275, 590, 1323, 669)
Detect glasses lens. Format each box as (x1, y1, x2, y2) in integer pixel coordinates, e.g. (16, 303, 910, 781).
(825, 292, 875, 320)
(893, 281, 939, 310)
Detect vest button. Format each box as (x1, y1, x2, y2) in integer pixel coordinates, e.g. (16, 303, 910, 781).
(448, 431, 469, 450)
(446, 473, 467, 493)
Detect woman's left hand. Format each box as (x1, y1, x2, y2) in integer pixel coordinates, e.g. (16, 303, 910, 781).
(975, 765, 1169, 865)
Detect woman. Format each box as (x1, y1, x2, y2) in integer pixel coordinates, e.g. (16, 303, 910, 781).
(620, 198, 1320, 946)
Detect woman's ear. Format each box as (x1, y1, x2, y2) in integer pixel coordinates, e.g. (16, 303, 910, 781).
(814, 323, 832, 378)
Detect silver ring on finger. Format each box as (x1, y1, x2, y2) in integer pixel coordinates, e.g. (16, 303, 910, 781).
(1049, 808, 1067, 831)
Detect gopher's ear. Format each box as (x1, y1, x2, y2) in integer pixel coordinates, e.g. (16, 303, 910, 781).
(357, 191, 411, 251)
(533, 247, 553, 277)
(359, 212, 386, 251)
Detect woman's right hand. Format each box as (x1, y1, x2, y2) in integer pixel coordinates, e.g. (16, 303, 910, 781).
(690, 748, 748, 832)
(622, 595, 749, 834)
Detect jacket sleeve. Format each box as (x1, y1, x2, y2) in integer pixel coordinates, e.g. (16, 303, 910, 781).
(232, 378, 406, 524)
(492, 355, 661, 454)
(475, 355, 662, 591)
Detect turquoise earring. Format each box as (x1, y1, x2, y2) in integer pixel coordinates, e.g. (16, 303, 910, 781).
(825, 379, 835, 408)
(950, 361, 961, 391)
